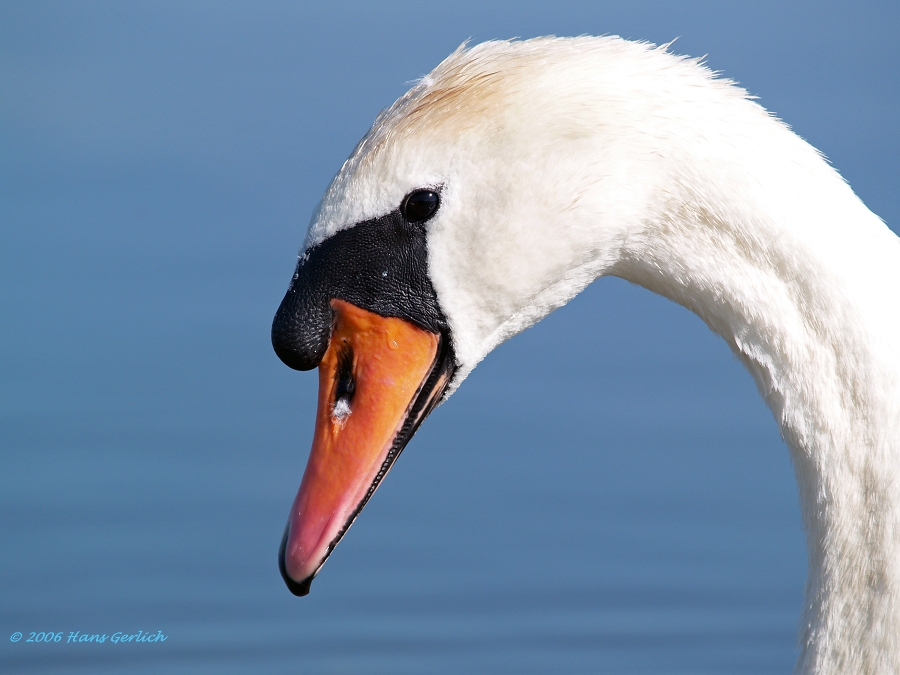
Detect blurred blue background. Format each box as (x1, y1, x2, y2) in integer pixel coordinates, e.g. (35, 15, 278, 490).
(2, 2, 898, 673)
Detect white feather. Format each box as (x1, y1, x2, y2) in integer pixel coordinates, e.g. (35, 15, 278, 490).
(307, 37, 900, 674)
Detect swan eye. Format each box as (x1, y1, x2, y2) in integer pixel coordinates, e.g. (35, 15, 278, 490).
(401, 190, 439, 223)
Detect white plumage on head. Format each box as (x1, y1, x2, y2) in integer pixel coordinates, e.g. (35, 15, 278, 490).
(305, 37, 900, 673)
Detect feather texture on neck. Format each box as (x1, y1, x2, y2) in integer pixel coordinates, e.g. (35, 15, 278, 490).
(307, 36, 900, 673)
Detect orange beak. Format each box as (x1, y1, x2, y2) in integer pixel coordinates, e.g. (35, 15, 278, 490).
(279, 299, 451, 595)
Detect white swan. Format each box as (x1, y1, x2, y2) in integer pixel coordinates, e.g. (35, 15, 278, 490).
(271, 37, 900, 674)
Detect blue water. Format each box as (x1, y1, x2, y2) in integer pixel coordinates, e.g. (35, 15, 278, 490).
(2, 3, 897, 674)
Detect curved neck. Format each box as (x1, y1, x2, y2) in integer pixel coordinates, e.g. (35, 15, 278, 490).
(414, 42, 900, 671)
(614, 136, 900, 673)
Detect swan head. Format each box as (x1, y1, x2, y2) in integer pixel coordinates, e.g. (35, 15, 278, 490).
(302, 37, 683, 384)
(271, 36, 741, 595)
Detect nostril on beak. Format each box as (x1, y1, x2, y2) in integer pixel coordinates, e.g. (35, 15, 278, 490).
(334, 344, 356, 401)
(331, 344, 355, 426)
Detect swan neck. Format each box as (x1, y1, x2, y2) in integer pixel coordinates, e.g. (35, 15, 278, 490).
(617, 157, 900, 673)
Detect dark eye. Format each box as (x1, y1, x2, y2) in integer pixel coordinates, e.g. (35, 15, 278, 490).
(401, 190, 440, 223)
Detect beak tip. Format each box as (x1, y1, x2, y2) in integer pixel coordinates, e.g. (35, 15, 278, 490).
(278, 524, 315, 597)
(284, 572, 314, 597)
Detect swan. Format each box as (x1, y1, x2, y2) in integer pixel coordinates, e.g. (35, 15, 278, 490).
(271, 37, 900, 674)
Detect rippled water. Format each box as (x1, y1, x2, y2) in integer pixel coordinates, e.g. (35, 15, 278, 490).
(3, 3, 897, 674)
